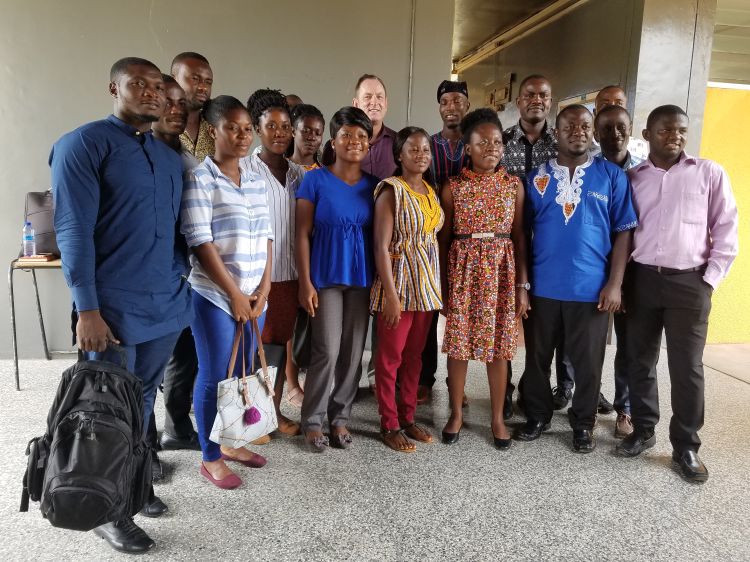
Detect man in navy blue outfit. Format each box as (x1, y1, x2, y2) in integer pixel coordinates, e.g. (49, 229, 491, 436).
(50, 57, 192, 554)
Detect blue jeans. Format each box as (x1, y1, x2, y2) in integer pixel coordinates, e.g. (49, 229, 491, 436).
(87, 330, 182, 433)
(191, 292, 265, 462)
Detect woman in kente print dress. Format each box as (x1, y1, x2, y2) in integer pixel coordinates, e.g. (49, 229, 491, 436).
(439, 108, 530, 450)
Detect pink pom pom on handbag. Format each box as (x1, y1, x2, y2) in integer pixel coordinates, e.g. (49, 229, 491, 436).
(244, 406, 261, 425)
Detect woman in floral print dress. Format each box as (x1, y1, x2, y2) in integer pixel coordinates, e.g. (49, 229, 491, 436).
(439, 108, 530, 450)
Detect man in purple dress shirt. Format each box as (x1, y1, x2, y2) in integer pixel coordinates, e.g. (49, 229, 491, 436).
(352, 74, 397, 393)
(616, 105, 739, 483)
(353, 74, 396, 180)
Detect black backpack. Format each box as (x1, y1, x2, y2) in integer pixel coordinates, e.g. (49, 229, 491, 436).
(20, 351, 152, 531)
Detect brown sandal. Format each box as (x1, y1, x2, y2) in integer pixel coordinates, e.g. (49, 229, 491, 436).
(381, 429, 416, 453)
(277, 415, 301, 436)
(402, 423, 433, 443)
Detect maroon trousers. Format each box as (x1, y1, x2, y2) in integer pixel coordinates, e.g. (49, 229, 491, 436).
(374, 311, 435, 430)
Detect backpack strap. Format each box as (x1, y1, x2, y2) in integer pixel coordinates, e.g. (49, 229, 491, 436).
(19, 481, 29, 512)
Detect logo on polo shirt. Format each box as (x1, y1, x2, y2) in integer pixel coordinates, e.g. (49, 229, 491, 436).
(587, 191, 608, 203)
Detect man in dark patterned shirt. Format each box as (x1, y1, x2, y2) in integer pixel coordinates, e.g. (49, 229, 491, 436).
(505, 76, 612, 418)
(500, 75, 565, 419)
(500, 74, 557, 182)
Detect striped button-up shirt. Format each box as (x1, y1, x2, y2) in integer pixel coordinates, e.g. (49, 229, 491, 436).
(628, 152, 739, 289)
(181, 156, 273, 316)
(241, 150, 305, 282)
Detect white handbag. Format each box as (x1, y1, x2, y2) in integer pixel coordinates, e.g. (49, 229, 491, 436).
(210, 320, 278, 448)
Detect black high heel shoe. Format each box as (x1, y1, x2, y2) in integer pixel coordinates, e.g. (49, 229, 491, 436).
(442, 420, 462, 444)
(442, 429, 460, 444)
(493, 435, 512, 451)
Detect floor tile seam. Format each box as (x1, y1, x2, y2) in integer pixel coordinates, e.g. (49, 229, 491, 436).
(703, 364, 750, 386)
(658, 509, 736, 560)
(597, 447, 730, 559)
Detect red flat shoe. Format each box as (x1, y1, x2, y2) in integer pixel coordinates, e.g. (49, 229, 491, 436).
(221, 451, 267, 468)
(200, 463, 242, 490)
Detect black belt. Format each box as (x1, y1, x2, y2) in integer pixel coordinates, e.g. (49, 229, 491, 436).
(455, 232, 511, 240)
(635, 262, 706, 275)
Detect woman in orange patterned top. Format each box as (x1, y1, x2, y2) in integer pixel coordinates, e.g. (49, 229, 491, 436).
(439, 108, 530, 450)
(289, 104, 324, 171)
(371, 127, 444, 453)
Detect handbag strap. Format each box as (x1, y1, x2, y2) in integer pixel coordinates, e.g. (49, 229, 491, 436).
(225, 323, 246, 381)
(226, 319, 275, 397)
(226, 323, 254, 407)
(251, 318, 275, 397)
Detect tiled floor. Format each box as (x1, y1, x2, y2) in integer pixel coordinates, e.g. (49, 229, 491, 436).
(1, 343, 748, 561)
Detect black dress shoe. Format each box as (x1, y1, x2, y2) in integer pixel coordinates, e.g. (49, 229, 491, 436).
(672, 450, 709, 482)
(139, 495, 168, 518)
(615, 429, 656, 457)
(159, 431, 201, 451)
(151, 450, 163, 483)
(573, 429, 596, 453)
(597, 392, 615, 414)
(442, 429, 460, 444)
(552, 386, 572, 410)
(93, 518, 155, 553)
(514, 419, 550, 441)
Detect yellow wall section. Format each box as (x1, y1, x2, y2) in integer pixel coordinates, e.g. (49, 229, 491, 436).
(700, 87, 749, 343)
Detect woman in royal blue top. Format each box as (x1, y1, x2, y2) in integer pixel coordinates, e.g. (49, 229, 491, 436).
(296, 106, 378, 452)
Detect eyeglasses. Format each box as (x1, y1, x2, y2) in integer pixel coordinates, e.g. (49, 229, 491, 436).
(519, 93, 551, 101)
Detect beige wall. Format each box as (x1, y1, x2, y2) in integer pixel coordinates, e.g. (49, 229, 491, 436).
(0, 0, 454, 361)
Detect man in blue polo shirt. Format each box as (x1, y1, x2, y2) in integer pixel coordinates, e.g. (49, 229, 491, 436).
(514, 104, 637, 453)
(50, 57, 192, 554)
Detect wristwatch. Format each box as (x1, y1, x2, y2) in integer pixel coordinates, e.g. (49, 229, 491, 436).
(515, 282, 531, 290)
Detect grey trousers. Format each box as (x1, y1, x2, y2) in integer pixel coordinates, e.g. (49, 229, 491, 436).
(301, 286, 370, 432)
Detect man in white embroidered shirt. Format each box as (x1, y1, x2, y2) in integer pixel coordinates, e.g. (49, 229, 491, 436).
(515, 105, 638, 454)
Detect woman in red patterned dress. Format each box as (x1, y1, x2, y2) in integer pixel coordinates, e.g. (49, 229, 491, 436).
(439, 108, 530, 449)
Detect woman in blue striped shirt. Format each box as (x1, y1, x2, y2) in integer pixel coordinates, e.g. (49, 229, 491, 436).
(181, 96, 273, 489)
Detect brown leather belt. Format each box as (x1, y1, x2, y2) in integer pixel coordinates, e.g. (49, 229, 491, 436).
(455, 232, 511, 240)
(636, 262, 706, 275)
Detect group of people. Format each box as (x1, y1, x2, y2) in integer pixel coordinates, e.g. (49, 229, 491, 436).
(49, 51, 738, 554)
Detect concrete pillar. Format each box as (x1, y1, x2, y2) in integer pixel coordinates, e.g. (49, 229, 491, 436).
(630, 0, 717, 154)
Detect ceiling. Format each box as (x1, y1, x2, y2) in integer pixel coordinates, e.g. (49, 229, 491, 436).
(452, 0, 750, 85)
(451, 0, 556, 62)
(711, 0, 750, 83)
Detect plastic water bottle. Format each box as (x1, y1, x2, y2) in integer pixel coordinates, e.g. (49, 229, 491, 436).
(22, 221, 36, 257)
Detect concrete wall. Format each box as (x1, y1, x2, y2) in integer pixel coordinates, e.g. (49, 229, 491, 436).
(460, 0, 642, 133)
(0, 0, 455, 362)
(633, 0, 716, 155)
(700, 86, 749, 344)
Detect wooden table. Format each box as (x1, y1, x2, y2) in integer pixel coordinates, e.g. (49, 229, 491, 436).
(8, 258, 63, 390)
